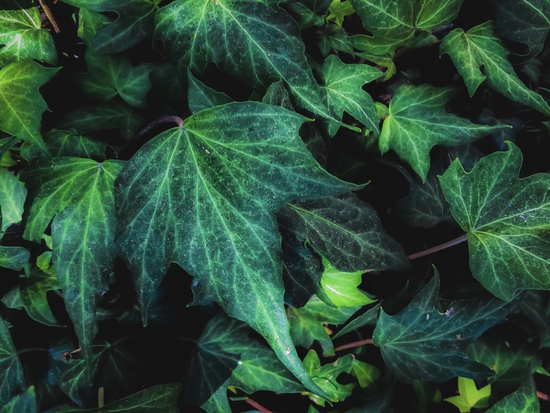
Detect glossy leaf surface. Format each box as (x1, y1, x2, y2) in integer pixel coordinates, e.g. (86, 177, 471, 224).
(0, 168, 26, 232)
(0, 317, 25, 408)
(43, 130, 109, 161)
(444, 377, 490, 412)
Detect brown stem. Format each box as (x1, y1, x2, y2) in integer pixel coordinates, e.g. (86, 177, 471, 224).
(538, 391, 549, 401)
(408, 234, 468, 261)
(39, 0, 60, 33)
(245, 397, 274, 413)
(334, 338, 373, 352)
(134, 116, 184, 140)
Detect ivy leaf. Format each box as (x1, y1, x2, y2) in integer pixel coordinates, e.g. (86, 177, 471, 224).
(43, 130, 110, 161)
(19, 268, 61, 327)
(22, 157, 125, 381)
(115, 102, 356, 397)
(0, 317, 25, 408)
(0, 167, 26, 232)
(201, 386, 230, 413)
(154, 0, 356, 131)
(485, 375, 540, 412)
(55, 101, 144, 140)
(332, 303, 379, 339)
(318, 24, 354, 58)
(0, 7, 57, 68)
(0, 60, 59, 155)
(262, 79, 295, 112)
(379, 84, 505, 181)
(286, 0, 330, 29)
(493, 0, 550, 60)
(444, 377, 491, 412)
(520, 291, 550, 348)
(76, 10, 155, 108)
(440, 21, 550, 116)
(0, 246, 29, 271)
(320, 55, 382, 136)
(288, 295, 358, 356)
(61, 0, 161, 54)
(352, 359, 381, 390)
(413, 381, 442, 413)
(439, 142, 550, 301)
(0, 387, 36, 413)
(277, 192, 410, 274)
(327, 0, 355, 26)
(373, 270, 516, 383)
(187, 70, 232, 115)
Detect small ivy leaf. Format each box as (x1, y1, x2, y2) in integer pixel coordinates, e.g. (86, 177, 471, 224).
(439, 142, 550, 301)
(55, 101, 144, 141)
(351, 359, 380, 390)
(18, 266, 62, 327)
(0, 60, 59, 155)
(303, 350, 355, 405)
(286, 0, 330, 29)
(187, 70, 232, 114)
(0, 246, 30, 271)
(485, 374, 540, 412)
(354, 51, 396, 82)
(0, 167, 26, 233)
(60, 0, 161, 54)
(327, 0, 355, 26)
(318, 24, 354, 58)
(379, 84, 507, 181)
(0, 386, 36, 413)
(440, 21, 550, 116)
(444, 377, 491, 412)
(288, 295, 358, 356)
(76, 10, 155, 109)
(22, 157, 125, 382)
(493, 0, 550, 60)
(412, 381, 442, 413)
(373, 269, 517, 383)
(0, 317, 25, 408)
(0, 7, 57, 68)
(43, 130, 110, 161)
(332, 303, 379, 340)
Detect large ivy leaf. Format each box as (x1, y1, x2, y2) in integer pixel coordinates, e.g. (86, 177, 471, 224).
(55, 101, 143, 140)
(0, 60, 59, 155)
(61, 0, 161, 54)
(22, 157, 125, 381)
(43, 130, 109, 161)
(0, 317, 25, 408)
(440, 21, 550, 116)
(320, 54, 382, 136)
(0, 387, 36, 413)
(444, 377, 491, 412)
(485, 375, 540, 412)
(379, 84, 505, 181)
(0, 167, 26, 232)
(327, 0, 355, 26)
(439, 142, 550, 301)
(373, 271, 516, 383)
(76, 10, 155, 108)
(0, 7, 57, 68)
(154, 0, 355, 130)
(288, 295, 358, 356)
(115, 102, 355, 397)
(493, 0, 550, 60)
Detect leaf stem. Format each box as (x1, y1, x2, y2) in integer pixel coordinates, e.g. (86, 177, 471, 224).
(408, 234, 468, 260)
(133, 116, 185, 140)
(538, 391, 549, 401)
(39, 0, 61, 33)
(244, 397, 273, 413)
(17, 347, 49, 356)
(334, 338, 373, 352)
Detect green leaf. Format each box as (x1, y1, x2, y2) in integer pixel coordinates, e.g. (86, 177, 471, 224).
(22, 157, 125, 381)
(332, 303, 379, 339)
(286, 0, 330, 29)
(439, 142, 550, 301)
(0, 60, 59, 155)
(58, 383, 181, 413)
(303, 350, 354, 405)
(288, 295, 358, 356)
(115, 102, 356, 398)
(319, 255, 376, 307)
(277, 192, 410, 273)
(379, 84, 505, 181)
(320, 55, 382, 136)
(0, 246, 29, 271)
(493, 0, 550, 59)
(440, 21, 550, 116)
(0, 387, 36, 413)
(187, 69, 232, 114)
(373, 270, 516, 383)
(0, 317, 25, 408)
(43, 130, 110, 161)
(520, 291, 550, 348)
(412, 381, 442, 413)
(327, 0, 355, 26)
(262, 79, 295, 112)
(0, 167, 26, 232)
(354, 50, 396, 81)
(444, 377, 491, 412)
(318, 24, 354, 57)
(19, 268, 61, 327)
(201, 386, 230, 413)
(55, 101, 144, 140)
(0, 7, 57, 68)
(61, 0, 160, 54)
(154, 0, 356, 131)
(351, 359, 381, 390)
(76, 9, 155, 108)
(485, 375, 540, 412)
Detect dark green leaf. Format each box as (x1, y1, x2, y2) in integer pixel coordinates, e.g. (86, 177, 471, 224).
(262, 79, 295, 112)
(0, 317, 25, 408)
(520, 291, 550, 348)
(0, 168, 26, 233)
(43, 130, 110, 161)
(187, 70, 232, 114)
(0, 246, 29, 271)
(286, 0, 330, 29)
(318, 24, 354, 57)
(332, 303, 379, 339)
(412, 381, 442, 413)
(19, 268, 61, 327)
(485, 374, 540, 412)
(0, 387, 36, 413)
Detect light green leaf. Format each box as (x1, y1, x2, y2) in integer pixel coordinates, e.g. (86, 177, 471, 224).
(327, 0, 355, 26)
(320, 55, 382, 136)
(486, 375, 540, 412)
(439, 142, 550, 301)
(43, 130, 109, 161)
(76, 9, 155, 108)
(318, 24, 354, 57)
(440, 21, 550, 115)
(55, 101, 143, 140)
(373, 270, 517, 383)
(187, 69, 232, 114)
(332, 303, 379, 339)
(0, 168, 26, 232)
(154, 0, 356, 131)
(115, 102, 356, 397)
(355, 50, 396, 81)
(0, 246, 29, 271)
(22, 157, 125, 381)
(0, 60, 59, 155)
(379, 84, 505, 181)
(0, 387, 36, 413)
(0, 317, 25, 408)
(0, 7, 57, 68)
(288, 295, 358, 356)
(351, 359, 380, 389)
(444, 377, 491, 412)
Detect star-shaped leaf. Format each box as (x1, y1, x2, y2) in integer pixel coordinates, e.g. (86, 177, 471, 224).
(379, 84, 506, 181)
(440, 21, 550, 116)
(486, 375, 540, 413)
(373, 270, 517, 383)
(439, 142, 550, 301)
(444, 377, 491, 412)
(114, 102, 356, 397)
(0, 317, 25, 408)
